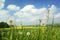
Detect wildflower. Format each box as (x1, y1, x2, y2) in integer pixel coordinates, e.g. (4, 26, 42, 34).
(26, 32, 30, 36)
(40, 19, 47, 26)
(7, 17, 14, 25)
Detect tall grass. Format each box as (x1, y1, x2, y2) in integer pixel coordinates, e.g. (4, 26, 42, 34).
(0, 27, 60, 40)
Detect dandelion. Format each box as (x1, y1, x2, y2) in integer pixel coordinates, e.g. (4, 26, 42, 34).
(40, 19, 47, 26)
(7, 17, 14, 26)
(26, 32, 30, 36)
(9, 20, 13, 25)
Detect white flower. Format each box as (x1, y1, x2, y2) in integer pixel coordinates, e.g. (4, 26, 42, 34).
(26, 32, 30, 36)
(40, 19, 47, 26)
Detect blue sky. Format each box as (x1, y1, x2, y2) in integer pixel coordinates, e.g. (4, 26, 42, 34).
(0, 0, 60, 25)
(5, 0, 60, 8)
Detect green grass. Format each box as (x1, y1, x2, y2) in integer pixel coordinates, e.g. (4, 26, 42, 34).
(0, 27, 60, 40)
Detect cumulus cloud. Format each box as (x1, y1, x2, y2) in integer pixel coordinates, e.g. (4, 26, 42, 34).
(7, 5, 20, 11)
(53, 13, 60, 24)
(54, 13, 60, 18)
(21, 5, 35, 12)
(14, 5, 57, 25)
(0, 0, 11, 22)
(0, 1, 58, 25)
(0, 0, 5, 9)
(49, 5, 57, 14)
(0, 10, 10, 22)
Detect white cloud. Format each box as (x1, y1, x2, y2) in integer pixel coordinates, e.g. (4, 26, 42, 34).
(14, 5, 47, 19)
(54, 13, 60, 18)
(53, 13, 60, 24)
(0, 0, 5, 9)
(7, 5, 20, 11)
(49, 5, 57, 14)
(0, 0, 10, 22)
(0, 10, 10, 22)
(14, 5, 57, 25)
(0, 2, 58, 25)
(21, 5, 35, 12)
(0, 10, 9, 17)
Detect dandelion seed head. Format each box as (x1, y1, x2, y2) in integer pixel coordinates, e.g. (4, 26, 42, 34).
(26, 32, 30, 36)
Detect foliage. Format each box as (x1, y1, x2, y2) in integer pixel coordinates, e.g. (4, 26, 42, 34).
(0, 22, 10, 28)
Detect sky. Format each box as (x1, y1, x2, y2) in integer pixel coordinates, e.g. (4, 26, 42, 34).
(0, 0, 60, 25)
(4, 0, 60, 8)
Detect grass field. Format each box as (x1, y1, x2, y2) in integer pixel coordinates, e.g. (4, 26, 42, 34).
(0, 26, 60, 40)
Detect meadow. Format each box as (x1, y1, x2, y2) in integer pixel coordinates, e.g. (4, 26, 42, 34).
(0, 26, 60, 40)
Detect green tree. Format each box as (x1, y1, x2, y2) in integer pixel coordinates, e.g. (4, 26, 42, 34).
(0, 22, 10, 28)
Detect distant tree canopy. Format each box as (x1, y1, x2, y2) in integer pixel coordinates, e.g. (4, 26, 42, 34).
(0, 22, 10, 28)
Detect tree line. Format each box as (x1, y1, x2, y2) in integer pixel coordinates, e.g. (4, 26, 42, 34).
(0, 22, 10, 28)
